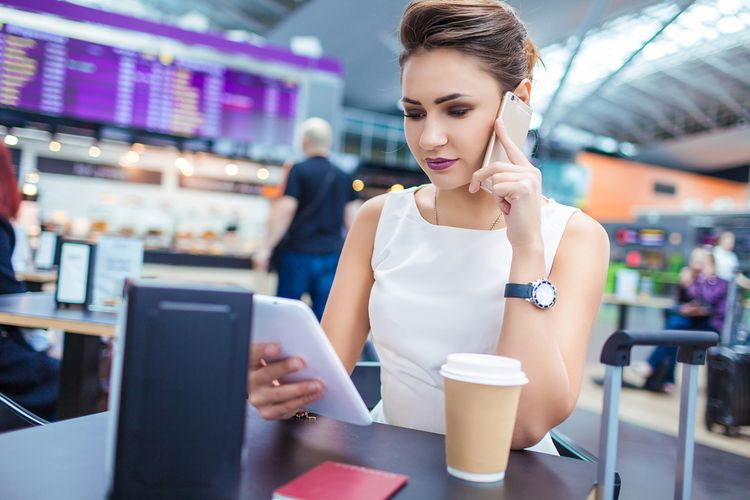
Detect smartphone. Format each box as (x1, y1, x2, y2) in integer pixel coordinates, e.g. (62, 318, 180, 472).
(480, 91, 533, 193)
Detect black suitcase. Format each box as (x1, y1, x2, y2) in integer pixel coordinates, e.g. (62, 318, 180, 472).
(705, 345, 750, 435)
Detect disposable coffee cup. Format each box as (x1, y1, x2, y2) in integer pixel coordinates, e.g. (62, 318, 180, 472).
(440, 353, 528, 483)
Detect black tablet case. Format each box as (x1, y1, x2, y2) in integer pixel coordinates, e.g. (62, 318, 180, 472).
(108, 280, 253, 500)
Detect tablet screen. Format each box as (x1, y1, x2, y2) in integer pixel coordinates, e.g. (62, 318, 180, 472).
(56, 242, 92, 305)
(252, 295, 372, 426)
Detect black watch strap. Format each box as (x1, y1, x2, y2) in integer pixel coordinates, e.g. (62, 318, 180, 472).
(505, 283, 533, 299)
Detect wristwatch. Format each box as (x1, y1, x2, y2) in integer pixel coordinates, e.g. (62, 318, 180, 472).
(504, 279, 557, 309)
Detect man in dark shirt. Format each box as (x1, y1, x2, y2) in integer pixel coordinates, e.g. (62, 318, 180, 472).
(254, 118, 361, 319)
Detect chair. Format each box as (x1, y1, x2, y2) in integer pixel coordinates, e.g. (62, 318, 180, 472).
(550, 429, 596, 461)
(351, 361, 381, 410)
(0, 392, 49, 433)
(551, 429, 621, 499)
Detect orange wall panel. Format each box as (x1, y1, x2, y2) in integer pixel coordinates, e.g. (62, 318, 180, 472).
(578, 152, 748, 222)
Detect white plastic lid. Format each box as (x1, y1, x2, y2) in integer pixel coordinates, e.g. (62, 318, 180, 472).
(440, 353, 528, 386)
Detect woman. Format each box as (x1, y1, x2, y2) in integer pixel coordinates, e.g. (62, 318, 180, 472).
(0, 146, 24, 296)
(640, 247, 727, 392)
(0, 142, 60, 420)
(248, 0, 609, 452)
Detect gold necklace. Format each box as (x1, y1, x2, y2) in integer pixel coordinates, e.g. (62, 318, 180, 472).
(433, 190, 504, 230)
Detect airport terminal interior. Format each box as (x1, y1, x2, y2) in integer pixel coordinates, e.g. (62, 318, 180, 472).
(0, 1, 749, 499)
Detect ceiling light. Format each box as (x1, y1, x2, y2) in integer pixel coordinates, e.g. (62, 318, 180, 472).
(49, 140, 61, 152)
(290, 36, 322, 58)
(256, 167, 269, 180)
(225, 163, 238, 176)
(352, 179, 365, 192)
(3, 134, 18, 146)
(88, 145, 101, 158)
(126, 150, 140, 163)
(717, 0, 742, 15)
(691, 4, 721, 24)
(22, 183, 38, 197)
(717, 16, 744, 33)
(596, 137, 618, 153)
(619, 142, 640, 156)
(175, 156, 189, 169)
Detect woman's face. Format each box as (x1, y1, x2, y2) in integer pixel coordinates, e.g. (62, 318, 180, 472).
(401, 48, 504, 190)
(689, 248, 708, 271)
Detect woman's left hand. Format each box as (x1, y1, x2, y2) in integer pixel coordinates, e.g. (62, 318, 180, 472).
(468, 117, 543, 248)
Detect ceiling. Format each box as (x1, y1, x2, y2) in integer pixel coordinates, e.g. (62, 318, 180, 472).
(63, 0, 750, 171)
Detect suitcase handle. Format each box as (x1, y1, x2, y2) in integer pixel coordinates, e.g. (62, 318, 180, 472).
(596, 330, 718, 500)
(600, 329, 719, 366)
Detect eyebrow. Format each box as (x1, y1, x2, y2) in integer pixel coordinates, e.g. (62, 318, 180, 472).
(401, 93, 471, 105)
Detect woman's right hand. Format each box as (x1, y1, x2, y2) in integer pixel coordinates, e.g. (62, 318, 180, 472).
(248, 342, 324, 420)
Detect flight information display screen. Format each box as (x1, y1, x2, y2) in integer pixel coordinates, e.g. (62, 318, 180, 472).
(0, 23, 298, 144)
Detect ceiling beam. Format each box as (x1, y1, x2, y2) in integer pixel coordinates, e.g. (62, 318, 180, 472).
(552, 0, 698, 135)
(270, 0, 303, 11)
(208, 0, 270, 32)
(538, 0, 608, 136)
(250, 0, 290, 18)
(597, 113, 652, 144)
(625, 76, 715, 128)
(606, 84, 677, 129)
(701, 57, 750, 89)
(606, 85, 702, 139)
(659, 67, 746, 117)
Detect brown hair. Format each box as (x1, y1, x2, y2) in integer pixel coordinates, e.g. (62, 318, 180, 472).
(399, 0, 541, 92)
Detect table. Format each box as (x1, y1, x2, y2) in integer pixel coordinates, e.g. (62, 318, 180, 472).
(601, 294, 675, 331)
(0, 410, 597, 500)
(0, 293, 116, 419)
(15, 270, 57, 292)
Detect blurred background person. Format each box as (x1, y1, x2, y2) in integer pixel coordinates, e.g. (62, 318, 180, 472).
(0, 142, 60, 420)
(253, 117, 361, 320)
(633, 247, 728, 393)
(713, 231, 750, 289)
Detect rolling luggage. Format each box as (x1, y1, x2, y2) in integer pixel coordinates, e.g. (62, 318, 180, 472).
(705, 277, 750, 435)
(705, 345, 750, 435)
(597, 329, 718, 500)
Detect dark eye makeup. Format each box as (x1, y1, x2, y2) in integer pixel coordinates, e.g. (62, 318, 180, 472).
(403, 106, 473, 120)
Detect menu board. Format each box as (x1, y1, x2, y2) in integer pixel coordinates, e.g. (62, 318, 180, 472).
(0, 23, 298, 144)
(91, 236, 143, 311)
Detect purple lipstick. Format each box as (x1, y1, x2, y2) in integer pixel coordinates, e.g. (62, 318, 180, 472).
(425, 157, 458, 171)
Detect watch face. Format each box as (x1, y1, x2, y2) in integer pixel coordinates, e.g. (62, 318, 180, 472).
(533, 281, 556, 308)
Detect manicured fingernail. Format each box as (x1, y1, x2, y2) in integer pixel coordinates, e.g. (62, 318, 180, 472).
(289, 358, 301, 370)
(308, 382, 320, 392)
(264, 344, 279, 356)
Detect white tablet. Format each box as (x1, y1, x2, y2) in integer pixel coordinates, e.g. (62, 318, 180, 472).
(251, 294, 373, 426)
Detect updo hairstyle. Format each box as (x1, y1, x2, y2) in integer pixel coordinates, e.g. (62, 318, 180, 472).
(399, 0, 541, 93)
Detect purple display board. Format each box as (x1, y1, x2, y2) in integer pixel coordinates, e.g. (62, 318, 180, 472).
(0, 0, 341, 75)
(0, 23, 298, 144)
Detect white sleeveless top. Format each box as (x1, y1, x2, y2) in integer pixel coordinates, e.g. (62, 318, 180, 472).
(368, 186, 580, 455)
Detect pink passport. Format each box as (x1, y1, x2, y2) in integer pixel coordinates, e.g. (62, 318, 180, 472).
(273, 461, 408, 500)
